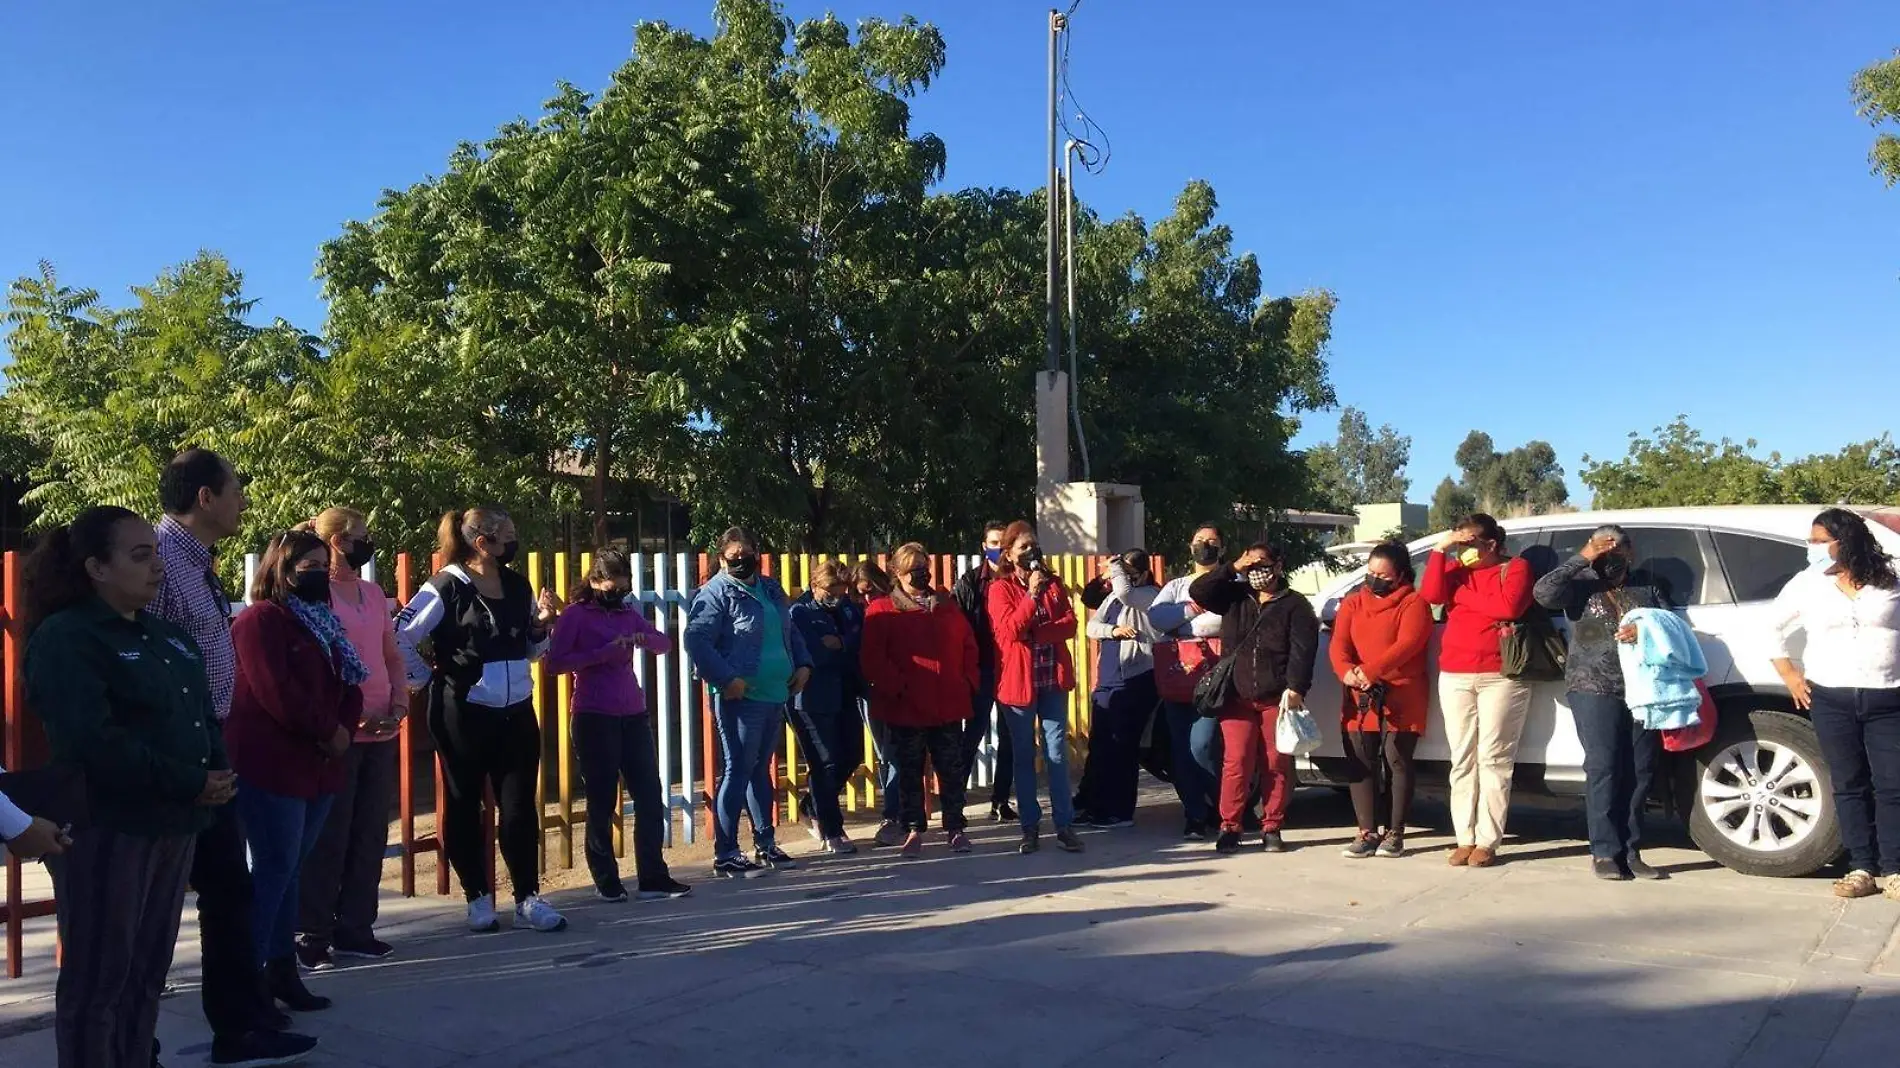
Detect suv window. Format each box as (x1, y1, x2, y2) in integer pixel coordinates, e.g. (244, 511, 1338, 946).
(1550, 525, 1712, 606)
(1713, 532, 1808, 603)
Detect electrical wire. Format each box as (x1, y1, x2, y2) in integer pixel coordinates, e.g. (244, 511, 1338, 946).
(1057, 1, 1111, 175)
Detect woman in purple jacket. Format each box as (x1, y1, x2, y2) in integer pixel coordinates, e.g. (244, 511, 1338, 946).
(546, 549, 690, 902)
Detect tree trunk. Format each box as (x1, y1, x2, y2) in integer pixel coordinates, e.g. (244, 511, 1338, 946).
(591, 422, 612, 549)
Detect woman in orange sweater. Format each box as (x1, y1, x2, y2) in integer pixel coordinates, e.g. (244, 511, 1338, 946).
(1329, 543, 1434, 859)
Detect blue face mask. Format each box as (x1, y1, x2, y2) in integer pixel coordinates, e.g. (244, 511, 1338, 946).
(1808, 543, 1835, 570)
(984, 548, 1002, 566)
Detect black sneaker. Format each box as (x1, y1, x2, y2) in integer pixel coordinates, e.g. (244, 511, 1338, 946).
(1377, 833, 1405, 859)
(1088, 814, 1134, 830)
(1261, 831, 1288, 853)
(755, 845, 798, 870)
(637, 877, 694, 900)
(330, 935, 394, 960)
(210, 1029, 318, 1066)
(1019, 830, 1041, 854)
(1055, 827, 1086, 853)
(292, 935, 333, 972)
(1625, 854, 1668, 881)
(595, 882, 630, 903)
(1593, 856, 1632, 881)
(713, 856, 771, 879)
(1342, 831, 1381, 859)
(992, 802, 1019, 823)
(1215, 831, 1243, 855)
(1183, 820, 1208, 842)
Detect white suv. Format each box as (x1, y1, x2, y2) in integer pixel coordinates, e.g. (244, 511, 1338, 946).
(1301, 505, 1900, 877)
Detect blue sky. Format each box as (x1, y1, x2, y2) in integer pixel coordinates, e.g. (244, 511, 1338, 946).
(3, 1, 1897, 504)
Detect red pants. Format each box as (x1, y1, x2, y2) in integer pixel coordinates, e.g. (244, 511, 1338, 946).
(1219, 699, 1294, 833)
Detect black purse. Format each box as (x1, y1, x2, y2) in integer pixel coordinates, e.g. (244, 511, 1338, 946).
(1192, 604, 1271, 718)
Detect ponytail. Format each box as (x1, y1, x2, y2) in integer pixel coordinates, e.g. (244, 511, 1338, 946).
(22, 506, 141, 634)
(437, 506, 510, 566)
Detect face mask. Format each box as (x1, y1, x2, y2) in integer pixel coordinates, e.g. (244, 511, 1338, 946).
(1456, 548, 1484, 568)
(344, 540, 375, 570)
(1192, 543, 1222, 566)
(1597, 556, 1630, 584)
(906, 567, 931, 591)
(725, 553, 759, 580)
(1808, 543, 1835, 570)
(493, 539, 520, 567)
(983, 548, 1002, 566)
(1019, 548, 1045, 573)
(1246, 566, 1280, 592)
(599, 589, 628, 609)
(292, 570, 331, 604)
(1365, 576, 1394, 597)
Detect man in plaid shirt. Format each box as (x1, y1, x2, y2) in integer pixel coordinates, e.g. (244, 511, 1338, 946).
(151, 450, 319, 1066)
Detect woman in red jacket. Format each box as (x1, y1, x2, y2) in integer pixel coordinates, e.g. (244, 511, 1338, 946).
(985, 521, 1085, 855)
(228, 529, 365, 1016)
(1330, 543, 1434, 859)
(860, 543, 980, 859)
(1419, 513, 1535, 867)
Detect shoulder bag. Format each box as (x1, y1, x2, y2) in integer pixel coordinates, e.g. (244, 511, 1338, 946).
(1497, 559, 1567, 683)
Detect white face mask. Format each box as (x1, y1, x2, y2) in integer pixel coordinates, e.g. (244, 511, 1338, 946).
(1808, 543, 1835, 570)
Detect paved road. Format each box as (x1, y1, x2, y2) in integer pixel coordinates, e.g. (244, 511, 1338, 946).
(2, 791, 1897, 1067)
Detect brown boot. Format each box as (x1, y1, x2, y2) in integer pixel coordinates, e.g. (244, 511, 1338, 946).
(1447, 845, 1474, 867)
(1468, 847, 1498, 868)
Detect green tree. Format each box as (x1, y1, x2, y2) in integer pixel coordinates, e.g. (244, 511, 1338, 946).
(1582, 418, 1900, 508)
(1852, 49, 1900, 186)
(1305, 406, 1410, 510)
(1447, 430, 1569, 516)
(1427, 476, 1477, 532)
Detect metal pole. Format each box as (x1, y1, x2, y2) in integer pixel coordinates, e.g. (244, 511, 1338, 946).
(1064, 139, 1091, 482)
(1046, 8, 1064, 375)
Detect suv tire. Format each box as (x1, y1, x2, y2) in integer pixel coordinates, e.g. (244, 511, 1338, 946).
(1686, 708, 1841, 878)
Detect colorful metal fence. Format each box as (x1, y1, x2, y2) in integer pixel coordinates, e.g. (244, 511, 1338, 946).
(1, 546, 1157, 975)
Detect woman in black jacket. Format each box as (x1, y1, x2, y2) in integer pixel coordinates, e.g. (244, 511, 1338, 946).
(1188, 543, 1319, 856)
(395, 508, 564, 935)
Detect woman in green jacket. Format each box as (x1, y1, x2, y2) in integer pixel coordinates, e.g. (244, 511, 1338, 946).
(25, 506, 233, 1068)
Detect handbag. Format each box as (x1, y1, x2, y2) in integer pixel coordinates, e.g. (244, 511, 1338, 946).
(1155, 637, 1222, 705)
(1275, 704, 1322, 756)
(1192, 607, 1271, 718)
(1662, 678, 1719, 752)
(1497, 560, 1567, 683)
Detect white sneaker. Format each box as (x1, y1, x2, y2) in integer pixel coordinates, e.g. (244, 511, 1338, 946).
(466, 894, 499, 933)
(823, 836, 859, 856)
(514, 894, 568, 933)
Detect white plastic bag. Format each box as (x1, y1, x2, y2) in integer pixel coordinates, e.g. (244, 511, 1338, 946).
(1276, 703, 1322, 757)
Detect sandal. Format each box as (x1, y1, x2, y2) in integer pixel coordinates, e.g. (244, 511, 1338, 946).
(1833, 870, 1879, 899)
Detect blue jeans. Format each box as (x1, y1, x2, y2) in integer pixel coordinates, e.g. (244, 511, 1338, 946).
(715, 698, 785, 862)
(866, 715, 902, 823)
(1165, 701, 1216, 825)
(1003, 690, 1076, 832)
(1189, 714, 1223, 779)
(1570, 691, 1659, 861)
(237, 784, 334, 966)
(1809, 685, 1900, 876)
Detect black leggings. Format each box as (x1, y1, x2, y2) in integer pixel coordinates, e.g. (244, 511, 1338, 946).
(429, 690, 543, 902)
(1342, 729, 1419, 835)
(891, 723, 968, 833)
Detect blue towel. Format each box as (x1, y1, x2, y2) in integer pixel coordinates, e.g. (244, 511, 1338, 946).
(1616, 608, 1707, 730)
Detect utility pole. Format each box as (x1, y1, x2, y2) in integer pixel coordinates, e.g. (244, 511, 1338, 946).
(1046, 7, 1065, 375)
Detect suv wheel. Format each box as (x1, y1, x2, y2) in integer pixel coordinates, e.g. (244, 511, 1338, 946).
(1687, 709, 1840, 878)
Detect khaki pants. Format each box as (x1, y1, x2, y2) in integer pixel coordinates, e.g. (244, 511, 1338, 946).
(1441, 671, 1533, 849)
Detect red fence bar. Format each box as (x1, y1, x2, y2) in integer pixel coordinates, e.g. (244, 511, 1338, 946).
(1, 551, 57, 979)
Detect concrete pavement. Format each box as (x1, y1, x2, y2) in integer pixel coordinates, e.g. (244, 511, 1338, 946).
(3, 791, 1898, 1067)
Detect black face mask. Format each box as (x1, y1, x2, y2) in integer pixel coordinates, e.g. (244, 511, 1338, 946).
(493, 540, 520, 567)
(344, 540, 376, 570)
(725, 553, 758, 580)
(1366, 576, 1395, 597)
(906, 567, 932, 590)
(1598, 556, 1631, 585)
(1192, 543, 1222, 566)
(599, 589, 628, 610)
(1019, 548, 1045, 573)
(291, 570, 331, 604)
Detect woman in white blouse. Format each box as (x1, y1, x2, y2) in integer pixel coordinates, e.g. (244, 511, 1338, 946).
(1770, 508, 1900, 901)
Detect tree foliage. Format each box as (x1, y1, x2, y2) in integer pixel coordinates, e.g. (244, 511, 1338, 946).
(1424, 431, 1568, 531)
(1852, 49, 1900, 187)
(1581, 418, 1900, 509)
(1305, 406, 1409, 510)
(6, 0, 1337, 559)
